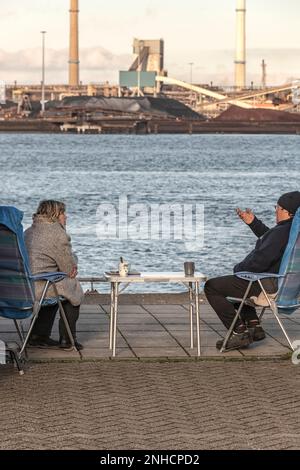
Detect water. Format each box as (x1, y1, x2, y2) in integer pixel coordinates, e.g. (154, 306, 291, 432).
(0, 133, 299, 292)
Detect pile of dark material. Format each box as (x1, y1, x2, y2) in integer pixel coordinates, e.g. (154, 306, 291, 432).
(147, 97, 205, 120)
(0, 100, 16, 110)
(216, 105, 300, 122)
(46, 95, 205, 120)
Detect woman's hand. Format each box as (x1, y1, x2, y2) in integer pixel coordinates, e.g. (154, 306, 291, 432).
(69, 266, 78, 279)
(236, 208, 255, 225)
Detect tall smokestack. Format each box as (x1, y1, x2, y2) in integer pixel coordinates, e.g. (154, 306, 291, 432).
(261, 59, 267, 88)
(235, 0, 246, 89)
(69, 0, 80, 87)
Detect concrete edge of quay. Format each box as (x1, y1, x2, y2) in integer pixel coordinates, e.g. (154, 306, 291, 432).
(1, 119, 300, 134)
(25, 352, 292, 365)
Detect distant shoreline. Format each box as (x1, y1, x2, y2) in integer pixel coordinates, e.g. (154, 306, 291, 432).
(1, 119, 300, 135)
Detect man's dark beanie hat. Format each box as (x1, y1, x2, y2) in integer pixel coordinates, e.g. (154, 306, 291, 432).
(278, 191, 300, 215)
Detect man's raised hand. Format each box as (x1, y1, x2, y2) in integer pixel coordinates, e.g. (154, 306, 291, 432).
(236, 208, 255, 225)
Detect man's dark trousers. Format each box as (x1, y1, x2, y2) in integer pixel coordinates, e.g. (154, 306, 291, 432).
(204, 275, 262, 330)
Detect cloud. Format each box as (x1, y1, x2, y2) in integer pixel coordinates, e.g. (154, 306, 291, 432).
(1, 45, 299, 86)
(0, 46, 132, 72)
(167, 48, 300, 86)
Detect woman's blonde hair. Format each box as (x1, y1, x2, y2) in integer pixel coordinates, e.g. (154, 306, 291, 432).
(34, 200, 66, 222)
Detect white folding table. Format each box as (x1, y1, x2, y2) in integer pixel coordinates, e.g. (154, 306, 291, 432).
(104, 272, 207, 358)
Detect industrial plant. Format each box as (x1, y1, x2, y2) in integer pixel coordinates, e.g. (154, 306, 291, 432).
(1, 0, 300, 134)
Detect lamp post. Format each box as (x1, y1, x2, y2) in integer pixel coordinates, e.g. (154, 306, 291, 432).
(41, 31, 47, 115)
(137, 41, 144, 97)
(188, 62, 194, 85)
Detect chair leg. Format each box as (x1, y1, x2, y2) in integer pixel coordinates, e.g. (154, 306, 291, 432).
(19, 281, 51, 358)
(221, 281, 253, 352)
(271, 303, 295, 351)
(19, 302, 43, 357)
(256, 281, 294, 350)
(8, 348, 24, 375)
(14, 320, 28, 360)
(14, 320, 24, 343)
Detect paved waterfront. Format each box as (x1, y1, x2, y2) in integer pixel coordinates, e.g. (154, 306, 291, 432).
(1, 361, 300, 450)
(1, 297, 299, 361)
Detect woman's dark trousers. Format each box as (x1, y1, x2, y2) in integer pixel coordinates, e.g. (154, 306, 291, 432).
(30, 301, 80, 340)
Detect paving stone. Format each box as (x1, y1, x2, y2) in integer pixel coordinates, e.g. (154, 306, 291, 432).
(27, 349, 80, 360)
(80, 306, 103, 314)
(166, 324, 212, 332)
(116, 314, 158, 324)
(78, 335, 127, 349)
(146, 305, 188, 314)
(132, 347, 188, 358)
(120, 324, 165, 333)
(102, 305, 147, 314)
(122, 332, 179, 348)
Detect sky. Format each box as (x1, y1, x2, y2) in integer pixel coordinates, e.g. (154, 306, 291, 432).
(0, 0, 300, 86)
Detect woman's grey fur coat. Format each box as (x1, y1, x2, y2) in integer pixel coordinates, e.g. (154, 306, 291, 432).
(25, 216, 84, 306)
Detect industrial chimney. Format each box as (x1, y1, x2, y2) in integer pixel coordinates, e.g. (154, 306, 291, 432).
(69, 0, 80, 87)
(235, 0, 246, 89)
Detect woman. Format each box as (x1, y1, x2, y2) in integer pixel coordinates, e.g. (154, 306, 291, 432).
(25, 200, 84, 350)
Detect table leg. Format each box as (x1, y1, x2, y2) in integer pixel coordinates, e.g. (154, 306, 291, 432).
(112, 282, 119, 358)
(109, 282, 115, 350)
(189, 283, 194, 349)
(195, 281, 201, 357)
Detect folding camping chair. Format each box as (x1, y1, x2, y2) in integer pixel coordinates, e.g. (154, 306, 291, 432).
(0, 206, 80, 374)
(221, 207, 300, 353)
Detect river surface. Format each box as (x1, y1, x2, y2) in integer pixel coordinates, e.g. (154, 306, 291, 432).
(0, 133, 298, 291)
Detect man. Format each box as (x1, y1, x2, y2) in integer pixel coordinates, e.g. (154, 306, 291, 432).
(204, 191, 300, 351)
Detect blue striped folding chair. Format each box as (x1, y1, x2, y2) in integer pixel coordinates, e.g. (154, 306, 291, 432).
(222, 207, 300, 353)
(0, 206, 80, 373)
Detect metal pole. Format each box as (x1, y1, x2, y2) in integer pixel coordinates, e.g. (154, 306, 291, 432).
(195, 281, 201, 357)
(137, 41, 144, 97)
(137, 44, 141, 97)
(41, 31, 46, 115)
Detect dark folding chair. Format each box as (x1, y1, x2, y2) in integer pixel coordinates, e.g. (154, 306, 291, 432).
(0, 206, 80, 374)
(222, 208, 300, 352)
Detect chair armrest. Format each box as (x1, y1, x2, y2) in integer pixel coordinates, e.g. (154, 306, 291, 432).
(235, 272, 285, 282)
(31, 272, 68, 283)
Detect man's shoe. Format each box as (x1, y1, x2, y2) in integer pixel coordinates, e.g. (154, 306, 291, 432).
(216, 331, 253, 352)
(28, 336, 60, 349)
(59, 339, 84, 351)
(246, 321, 266, 342)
